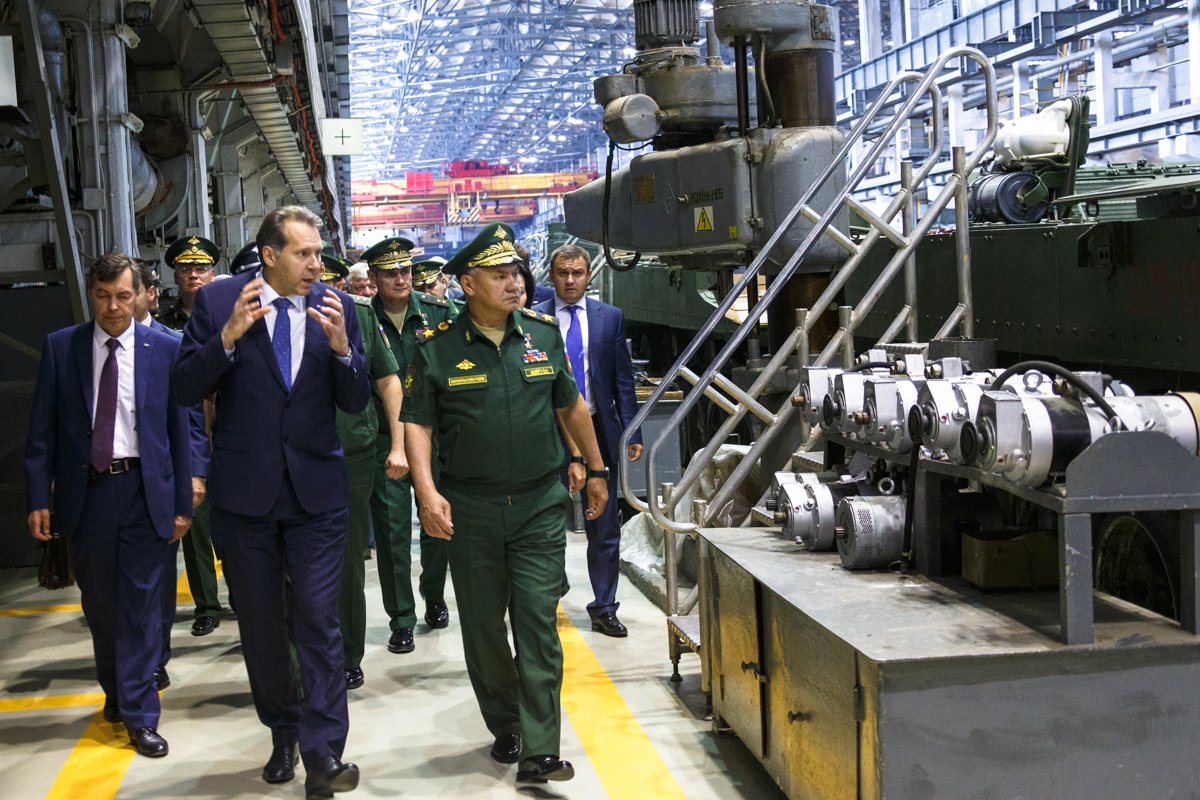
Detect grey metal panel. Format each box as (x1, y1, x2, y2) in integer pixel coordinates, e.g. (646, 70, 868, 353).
(711, 547, 764, 757)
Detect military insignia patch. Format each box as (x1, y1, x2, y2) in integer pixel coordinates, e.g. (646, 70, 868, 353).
(438, 321, 450, 331)
(448, 374, 488, 388)
(378, 324, 391, 349)
(455, 359, 476, 370)
(523, 365, 554, 378)
(420, 329, 434, 339)
(404, 365, 415, 391)
(521, 333, 549, 364)
(540, 313, 556, 324)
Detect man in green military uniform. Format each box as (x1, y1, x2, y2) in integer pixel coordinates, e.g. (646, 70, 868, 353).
(324, 254, 406, 691)
(156, 235, 226, 637)
(412, 256, 456, 307)
(361, 236, 455, 653)
(401, 223, 609, 783)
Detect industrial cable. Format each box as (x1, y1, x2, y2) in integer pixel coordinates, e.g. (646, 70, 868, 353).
(756, 37, 776, 126)
(990, 359, 1125, 430)
(602, 139, 641, 273)
(846, 361, 891, 373)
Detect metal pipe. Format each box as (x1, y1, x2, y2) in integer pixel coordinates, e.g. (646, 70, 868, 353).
(60, 17, 106, 255)
(661, 482, 677, 615)
(838, 306, 855, 368)
(733, 36, 750, 137)
(933, 303, 966, 340)
(901, 159, 918, 341)
(953, 145, 974, 337)
(877, 305, 911, 346)
(705, 20, 722, 65)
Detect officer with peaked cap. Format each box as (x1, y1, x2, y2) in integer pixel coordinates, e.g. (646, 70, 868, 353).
(361, 236, 455, 653)
(156, 235, 226, 641)
(411, 256, 457, 307)
(321, 254, 350, 291)
(401, 222, 610, 783)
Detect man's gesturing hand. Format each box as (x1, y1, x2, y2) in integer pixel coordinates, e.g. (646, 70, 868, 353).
(221, 278, 269, 350)
(308, 294, 351, 357)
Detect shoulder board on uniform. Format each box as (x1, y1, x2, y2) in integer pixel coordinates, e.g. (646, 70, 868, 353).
(415, 290, 450, 307)
(351, 293, 372, 306)
(519, 307, 559, 326)
(417, 317, 455, 344)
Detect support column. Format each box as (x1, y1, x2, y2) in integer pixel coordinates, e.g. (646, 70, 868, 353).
(1012, 60, 1029, 119)
(1190, 0, 1200, 108)
(100, 0, 135, 256)
(1059, 513, 1094, 645)
(1092, 31, 1115, 127)
(858, 0, 883, 61)
(1180, 510, 1200, 634)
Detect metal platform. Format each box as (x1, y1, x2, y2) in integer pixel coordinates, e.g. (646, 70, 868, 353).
(700, 526, 1200, 800)
(667, 613, 702, 683)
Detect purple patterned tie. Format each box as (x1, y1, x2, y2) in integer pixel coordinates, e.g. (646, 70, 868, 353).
(272, 297, 293, 391)
(90, 337, 119, 472)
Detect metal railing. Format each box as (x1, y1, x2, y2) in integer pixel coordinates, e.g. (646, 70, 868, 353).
(620, 47, 999, 542)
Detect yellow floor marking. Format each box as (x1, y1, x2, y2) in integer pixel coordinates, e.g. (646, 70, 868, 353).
(0, 603, 83, 616)
(0, 693, 105, 713)
(558, 609, 687, 799)
(174, 568, 193, 605)
(43, 705, 136, 800)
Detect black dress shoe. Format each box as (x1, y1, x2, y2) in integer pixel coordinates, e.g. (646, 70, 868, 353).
(387, 627, 415, 654)
(489, 733, 521, 764)
(262, 742, 298, 784)
(153, 667, 171, 690)
(345, 667, 364, 691)
(590, 612, 628, 638)
(191, 615, 219, 636)
(102, 702, 121, 724)
(130, 727, 169, 758)
(424, 601, 449, 629)
(304, 755, 360, 799)
(516, 755, 574, 783)
(560, 578, 570, 598)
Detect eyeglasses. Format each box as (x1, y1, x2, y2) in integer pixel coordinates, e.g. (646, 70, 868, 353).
(175, 265, 213, 276)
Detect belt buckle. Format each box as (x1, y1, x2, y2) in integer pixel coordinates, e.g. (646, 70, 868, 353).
(109, 458, 135, 475)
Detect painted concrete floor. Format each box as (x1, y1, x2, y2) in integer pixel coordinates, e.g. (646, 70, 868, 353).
(0, 529, 783, 800)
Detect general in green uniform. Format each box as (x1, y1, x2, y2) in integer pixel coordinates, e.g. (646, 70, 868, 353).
(156, 235, 225, 636)
(362, 237, 455, 654)
(401, 223, 609, 784)
(327, 255, 404, 690)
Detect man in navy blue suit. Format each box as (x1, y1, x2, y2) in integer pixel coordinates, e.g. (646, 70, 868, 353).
(172, 206, 370, 799)
(25, 253, 193, 758)
(534, 244, 642, 637)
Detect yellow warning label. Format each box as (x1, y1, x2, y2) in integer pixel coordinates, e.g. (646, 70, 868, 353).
(729, 225, 738, 240)
(694, 206, 713, 232)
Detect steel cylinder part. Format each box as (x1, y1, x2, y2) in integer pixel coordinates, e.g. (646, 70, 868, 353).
(778, 474, 861, 551)
(835, 495, 908, 570)
(633, 0, 700, 50)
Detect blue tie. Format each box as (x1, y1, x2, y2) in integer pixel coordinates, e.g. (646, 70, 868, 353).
(565, 305, 586, 402)
(272, 297, 292, 391)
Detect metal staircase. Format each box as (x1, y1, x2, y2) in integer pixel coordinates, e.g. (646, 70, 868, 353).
(620, 47, 1000, 621)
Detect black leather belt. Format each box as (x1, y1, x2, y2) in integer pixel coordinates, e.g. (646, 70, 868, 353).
(90, 457, 141, 480)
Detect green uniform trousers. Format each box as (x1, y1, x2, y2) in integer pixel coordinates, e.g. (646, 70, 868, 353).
(370, 436, 449, 630)
(444, 479, 569, 759)
(338, 445, 377, 669)
(182, 498, 222, 617)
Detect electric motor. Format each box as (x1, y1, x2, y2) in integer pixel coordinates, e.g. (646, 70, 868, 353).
(835, 495, 908, 570)
(777, 473, 861, 550)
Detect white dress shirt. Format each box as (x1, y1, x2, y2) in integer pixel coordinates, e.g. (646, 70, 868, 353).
(554, 297, 593, 414)
(92, 321, 139, 459)
(259, 275, 306, 386)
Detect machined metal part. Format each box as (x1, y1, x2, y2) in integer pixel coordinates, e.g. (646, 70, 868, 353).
(826, 371, 870, 439)
(776, 472, 863, 551)
(863, 374, 920, 452)
(835, 494, 908, 570)
(795, 366, 841, 428)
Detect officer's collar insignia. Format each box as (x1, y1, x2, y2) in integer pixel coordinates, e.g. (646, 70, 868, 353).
(421, 329, 434, 339)
(455, 359, 475, 370)
(438, 321, 450, 331)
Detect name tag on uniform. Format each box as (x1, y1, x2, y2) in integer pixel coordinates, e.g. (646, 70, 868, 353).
(523, 365, 555, 379)
(448, 374, 488, 388)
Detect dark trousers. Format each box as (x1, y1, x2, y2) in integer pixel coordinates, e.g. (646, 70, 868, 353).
(212, 476, 350, 770)
(159, 539, 179, 670)
(181, 498, 222, 616)
(73, 468, 172, 731)
(444, 480, 568, 758)
(562, 415, 622, 617)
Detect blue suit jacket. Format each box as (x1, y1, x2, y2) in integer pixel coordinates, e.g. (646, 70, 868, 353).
(148, 317, 209, 479)
(171, 271, 370, 517)
(534, 296, 642, 464)
(24, 321, 194, 539)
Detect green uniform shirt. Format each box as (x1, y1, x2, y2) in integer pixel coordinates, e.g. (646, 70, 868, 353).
(401, 307, 579, 497)
(372, 290, 454, 438)
(154, 299, 191, 331)
(337, 296, 401, 454)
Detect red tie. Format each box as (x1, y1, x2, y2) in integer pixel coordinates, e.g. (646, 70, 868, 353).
(91, 338, 119, 472)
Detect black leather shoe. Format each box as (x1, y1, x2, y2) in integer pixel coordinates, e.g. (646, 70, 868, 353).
(560, 578, 570, 598)
(345, 667, 364, 691)
(262, 742, 298, 784)
(424, 601, 449, 629)
(153, 667, 171, 690)
(191, 615, 218, 636)
(516, 755, 574, 782)
(102, 702, 121, 724)
(130, 727, 169, 758)
(387, 627, 415, 654)
(590, 612, 628, 638)
(489, 733, 521, 764)
(304, 755, 359, 799)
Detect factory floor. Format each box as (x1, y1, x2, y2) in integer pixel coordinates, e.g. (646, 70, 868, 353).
(0, 528, 783, 800)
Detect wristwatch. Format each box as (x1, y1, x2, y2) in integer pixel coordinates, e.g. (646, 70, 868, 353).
(569, 456, 586, 465)
(587, 467, 610, 480)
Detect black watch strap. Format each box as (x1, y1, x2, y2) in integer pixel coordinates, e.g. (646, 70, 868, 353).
(587, 467, 610, 480)
(569, 456, 586, 465)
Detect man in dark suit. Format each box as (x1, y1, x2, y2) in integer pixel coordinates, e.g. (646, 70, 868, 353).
(534, 244, 642, 637)
(25, 253, 193, 758)
(172, 206, 370, 799)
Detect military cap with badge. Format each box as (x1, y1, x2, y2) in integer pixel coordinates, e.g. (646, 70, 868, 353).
(361, 236, 415, 271)
(320, 253, 350, 283)
(412, 256, 447, 290)
(163, 235, 219, 270)
(440, 223, 522, 277)
(229, 241, 261, 276)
